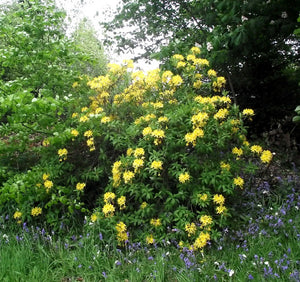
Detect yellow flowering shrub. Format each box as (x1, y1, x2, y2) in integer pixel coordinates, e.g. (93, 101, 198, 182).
(1, 47, 274, 249)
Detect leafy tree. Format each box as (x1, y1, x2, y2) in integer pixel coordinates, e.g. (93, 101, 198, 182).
(71, 18, 108, 77)
(103, 0, 300, 133)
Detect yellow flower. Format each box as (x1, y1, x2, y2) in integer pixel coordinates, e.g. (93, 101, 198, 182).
(117, 231, 128, 244)
(179, 172, 190, 183)
(191, 46, 201, 54)
(72, 112, 78, 118)
(185, 222, 197, 237)
(123, 170, 135, 184)
(146, 234, 155, 244)
(150, 218, 161, 227)
(233, 177, 244, 188)
(151, 160, 163, 170)
(117, 196, 126, 210)
(58, 148, 68, 161)
(104, 192, 116, 203)
(261, 150, 273, 164)
(216, 205, 227, 214)
(134, 148, 145, 158)
(200, 215, 213, 227)
(71, 129, 79, 137)
(213, 194, 225, 205)
(91, 213, 98, 222)
(76, 183, 86, 191)
(126, 148, 133, 156)
(158, 116, 169, 123)
(101, 116, 112, 123)
(116, 221, 127, 233)
(207, 69, 217, 77)
(84, 130, 93, 138)
(102, 203, 115, 217)
(151, 129, 165, 139)
(171, 75, 183, 87)
(42, 173, 49, 181)
(220, 162, 230, 171)
(13, 211, 22, 219)
(172, 54, 184, 61)
(177, 61, 186, 68)
(72, 81, 79, 88)
(79, 115, 89, 123)
(198, 193, 208, 201)
(232, 147, 243, 157)
(242, 108, 255, 116)
(31, 207, 42, 217)
(212, 76, 226, 92)
(193, 80, 202, 89)
(81, 107, 88, 112)
(42, 139, 50, 146)
(44, 180, 53, 191)
(250, 145, 263, 154)
(214, 108, 229, 120)
(140, 202, 147, 209)
(193, 232, 210, 250)
(142, 127, 152, 136)
(162, 70, 173, 83)
(133, 158, 144, 171)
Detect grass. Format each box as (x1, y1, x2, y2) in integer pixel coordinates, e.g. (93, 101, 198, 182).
(0, 174, 299, 281)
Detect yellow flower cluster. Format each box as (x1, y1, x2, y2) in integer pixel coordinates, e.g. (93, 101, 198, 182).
(90, 213, 98, 222)
(44, 179, 53, 193)
(134, 148, 145, 158)
(116, 221, 128, 245)
(185, 127, 204, 147)
(214, 108, 229, 120)
(142, 126, 152, 137)
(102, 203, 115, 217)
(31, 207, 42, 217)
(58, 148, 68, 161)
(213, 194, 225, 205)
(179, 172, 190, 183)
(140, 202, 147, 209)
(200, 215, 213, 227)
(214, 194, 227, 215)
(193, 232, 210, 250)
(151, 160, 163, 170)
(198, 193, 208, 201)
(212, 76, 226, 92)
(112, 161, 122, 187)
(250, 145, 263, 154)
(220, 162, 231, 172)
(76, 182, 86, 191)
(13, 211, 22, 219)
(261, 150, 273, 164)
(191, 112, 209, 128)
(104, 192, 116, 203)
(207, 69, 217, 77)
(133, 158, 144, 172)
(185, 222, 197, 237)
(233, 176, 244, 188)
(117, 196, 126, 210)
(232, 147, 243, 157)
(150, 218, 161, 227)
(71, 129, 79, 137)
(242, 108, 255, 116)
(146, 234, 155, 244)
(123, 170, 135, 184)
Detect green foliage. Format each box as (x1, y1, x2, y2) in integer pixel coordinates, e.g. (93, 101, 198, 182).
(292, 105, 300, 123)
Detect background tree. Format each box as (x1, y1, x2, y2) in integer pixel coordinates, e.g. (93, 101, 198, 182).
(71, 18, 108, 77)
(103, 0, 300, 136)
